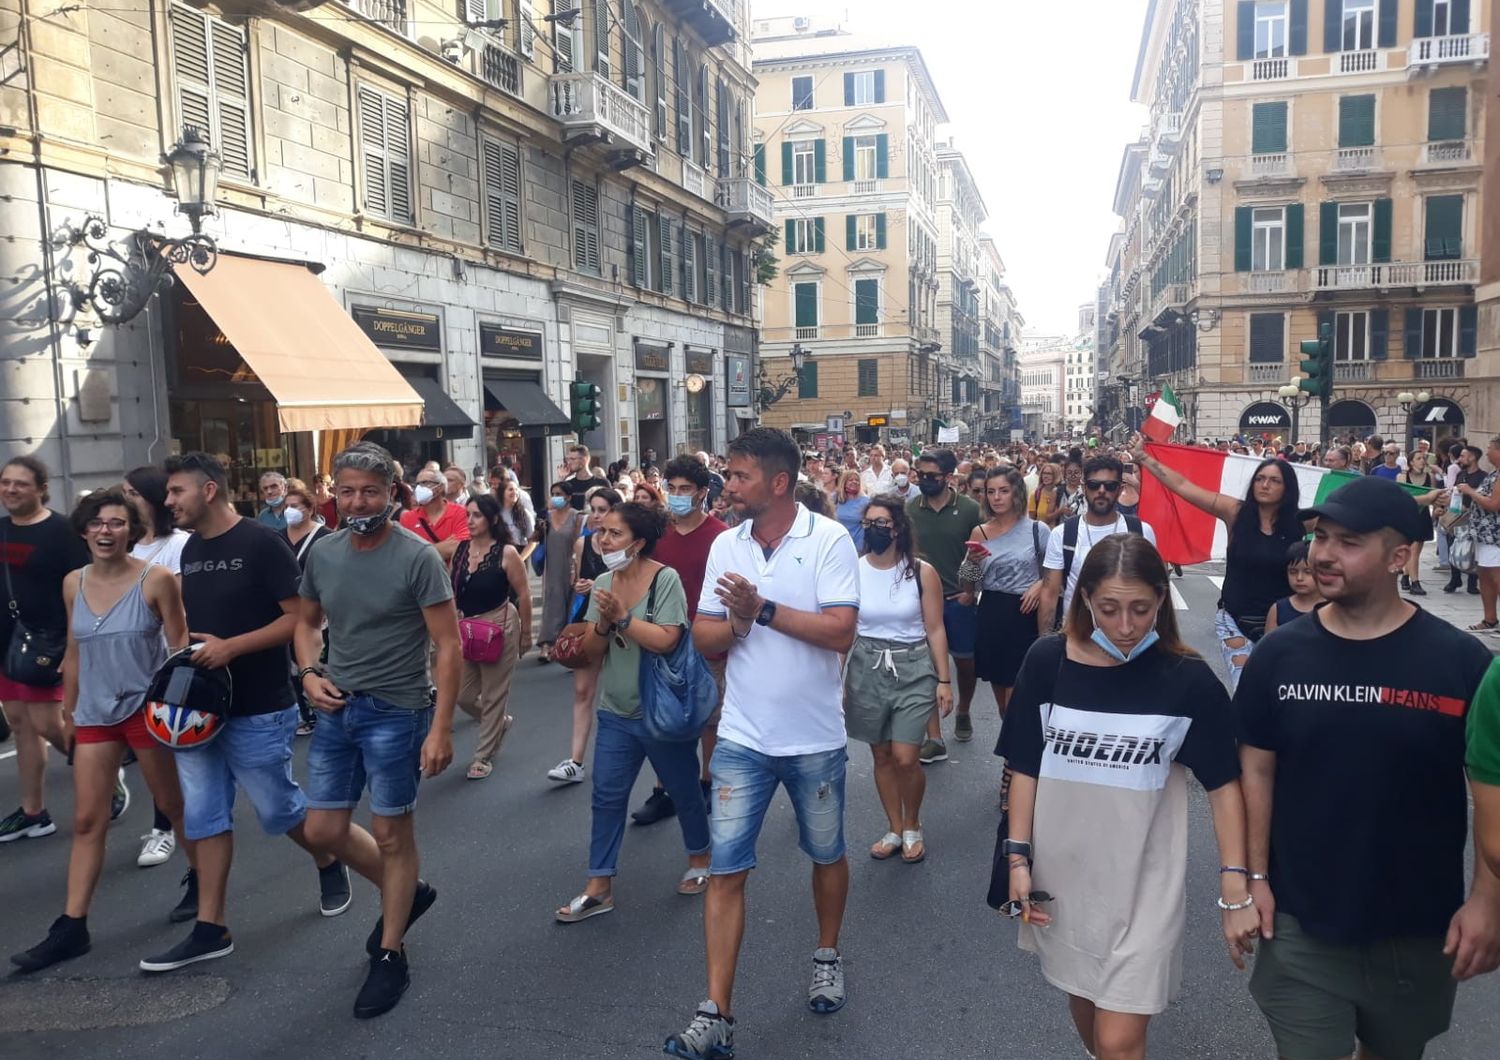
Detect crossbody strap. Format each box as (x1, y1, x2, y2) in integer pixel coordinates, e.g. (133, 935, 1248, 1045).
(1, 521, 18, 617)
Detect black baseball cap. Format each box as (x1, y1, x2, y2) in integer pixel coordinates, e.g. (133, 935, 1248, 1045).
(1297, 476, 1430, 542)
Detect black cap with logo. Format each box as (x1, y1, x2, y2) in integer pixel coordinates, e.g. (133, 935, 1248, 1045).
(1297, 476, 1431, 542)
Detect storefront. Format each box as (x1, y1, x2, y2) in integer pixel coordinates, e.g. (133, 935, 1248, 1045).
(635, 340, 672, 462)
(1408, 397, 1466, 448)
(481, 340, 571, 507)
(1238, 401, 1291, 442)
(1326, 399, 1377, 444)
(684, 347, 715, 454)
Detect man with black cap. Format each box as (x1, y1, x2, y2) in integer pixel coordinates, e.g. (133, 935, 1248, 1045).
(1236, 475, 1500, 1060)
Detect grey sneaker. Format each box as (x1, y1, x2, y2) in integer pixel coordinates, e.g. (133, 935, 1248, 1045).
(953, 713, 974, 742)
(918, 739, 948, 764)
(664, 1000, 735, 1059)
(808, 947, 846, 1014)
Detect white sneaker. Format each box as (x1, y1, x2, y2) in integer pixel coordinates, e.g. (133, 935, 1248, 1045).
(546, 758, 586, 784)
(137, 828, 176, 868)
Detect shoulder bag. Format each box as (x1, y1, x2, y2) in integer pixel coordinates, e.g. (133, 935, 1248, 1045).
(1, 522, 65, 687)
(637, 569, 718, 742)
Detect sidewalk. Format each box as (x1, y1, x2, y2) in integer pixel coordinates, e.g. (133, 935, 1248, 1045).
(1412, 543, 1498, 652)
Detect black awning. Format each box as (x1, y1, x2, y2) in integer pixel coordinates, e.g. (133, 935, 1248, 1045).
(484, 379, 572, 436)
(407, 375, 478, 432)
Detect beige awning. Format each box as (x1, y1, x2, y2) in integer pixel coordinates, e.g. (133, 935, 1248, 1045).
(172, 254, 424, 432)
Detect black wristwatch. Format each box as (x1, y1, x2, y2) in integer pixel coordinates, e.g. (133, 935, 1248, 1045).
(1000, 839, 1033, 860)
(755, 600, 777, 627)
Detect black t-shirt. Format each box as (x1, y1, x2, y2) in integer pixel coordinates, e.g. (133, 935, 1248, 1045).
(1236, 606, 1493, 944)
(562, 474, 609, 511)
(181, 518, 301, 716)
(1222, 524, 1301, 639)
(0, 512, 89, 641)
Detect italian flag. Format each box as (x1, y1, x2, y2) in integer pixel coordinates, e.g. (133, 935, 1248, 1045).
(1142, 385, 1183, 443)
(1139, 442, 1432, 564)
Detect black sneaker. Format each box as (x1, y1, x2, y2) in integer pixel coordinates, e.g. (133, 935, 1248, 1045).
(0, 806, 56, 843)
(365, 879, 437, 957)
(169, 869, 199, 924)
(1400, 573, 1411, 591)
(1444, 580, 1461, 593)
(138, 920, 233, 972)
(10, 915, 90, 973)
(110, 769, 131, 822)
(632, 788, 677, 826)
(354, 947, 410, 1019)
(319, 859, 353, 918)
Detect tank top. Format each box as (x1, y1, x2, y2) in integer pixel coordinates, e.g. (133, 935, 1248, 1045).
(71, 566, 166, 728)
(856, 557, 926, 642)
(1222, 523, 1300, 640)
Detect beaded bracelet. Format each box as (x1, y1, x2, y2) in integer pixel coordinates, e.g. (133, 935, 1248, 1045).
(1216, 894, 1255, 911)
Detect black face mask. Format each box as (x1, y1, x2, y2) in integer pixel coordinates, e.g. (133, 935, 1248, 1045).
(917, 477, 946, 498)
(864, 526, 894, 554)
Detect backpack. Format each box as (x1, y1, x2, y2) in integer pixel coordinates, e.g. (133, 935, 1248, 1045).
(1055, 514, 1144, 628)
(637, 570, 719, 742)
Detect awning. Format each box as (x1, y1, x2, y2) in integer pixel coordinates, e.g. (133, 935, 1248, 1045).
(483, 379, 571, 436)
(406, 376, 477, 432)
(172, 254, 424, 432)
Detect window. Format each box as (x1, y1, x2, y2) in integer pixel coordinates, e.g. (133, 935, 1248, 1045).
(797, 360, 818, 399)
(591, 0, 609, 78)
(694, 231, 708, 302)
(1334, 309, 1370, 360)
(571, 179, 600, 274)
(169, 4, 253, 180)
(673, 38, 690, 154)
(785, 218, 823, 255)
(1252, 207, 1285, 271)
(481, 138, 523, 254)
(845, 70, 879, 105)
(622, 4, 643, 100)
(1338, 94, 1376, 147)
(855, 279, 879, 326)
(857, 358, 878, 396)
(681, 226, 697, 302)
(552, 0, 579, 72)
(1342, 0, 1377, 50)
(853, 215, 878, 251)
(792, 140, 817, 184)
(794, 281, 818, 329)
(791, 75, 814, 111)
(1428, 87, 1467, 141)
(653, 24, 666, 138)
(1424, 195, 1463, 260)
(1430, 0, 1458, 36)
(1422, 308, 1460, 358)
(1255, 0, 1289, 57)
(849, 136, 881, 180)
(1248, 313, 1285, 362)
(716, 80, 731, 177)
(1252, 101, 1287, 153)
(657, 215, 674, 295)
(1337, 202, 1372, 266)
(358, 85, 414, 225)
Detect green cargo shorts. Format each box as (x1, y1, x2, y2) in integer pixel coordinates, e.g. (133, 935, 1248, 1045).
(1249, 913, 1456, 1060)
(843, 636, 936, 747)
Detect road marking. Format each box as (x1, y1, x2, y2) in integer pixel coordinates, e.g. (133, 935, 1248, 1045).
(0, 749, 15, 761)
(1207, 576, 1224, 590)
(1170, 584, 1188, 610)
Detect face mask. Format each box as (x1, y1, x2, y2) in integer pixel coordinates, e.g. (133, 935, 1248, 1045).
(283, 506, 305, 527)
(550, 496, 568, 510)
(267, 495, 285, 507)
(1087, 603, 1161, 664)
(894, 474, 909, 489)
(864, 525, 894, 554)
(600, 546, 635, 573)
(666, 494, 696, 517)
(413, 485, 436, 505)
(917, 477, 946, 498)
(346, 504, 393, 537)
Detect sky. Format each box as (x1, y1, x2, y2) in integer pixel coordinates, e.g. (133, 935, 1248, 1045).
(749, 0, 1152, 337)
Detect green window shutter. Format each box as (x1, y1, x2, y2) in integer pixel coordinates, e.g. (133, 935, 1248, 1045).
(842, 137, 855, 181)
(873, 69, 885, 103)
(1324, 0, 1342, 52)
(1372, 198, 1392, 263)
(785, 219, 796, 253)
(1338, 95, 1375, 148)
(1424, 195, 1463, 260)
(1236, 0, 1255, 59)
(754, 143, 766, 185)
(1370, 309, 1389, 359)
(794, 282, 817, 327)
(814, 139, 827, 183)
(1319, 202, 1339, 265)
(1290, 0, 1308, 54)
(704, 233, 718, 308)
(659, 216, 674, 295)
(781, 142, 794, 185)
(814, 217, 825, 252)
(1248, 313, 1285, 363)
(1234, 206, 1253, 272)
(857, 358, 878, 396)
(798, 360, 818, 399)
(1284, 204, 1304, 268)
(1416, 0, 1434, 37)
(1454, 0, 1471, 33)
(855, 281, 878, 326)
(1252, 102, 1287, 153)
(1428, 88, 1467, 141)
(630, 204, 647, 286)
(846, 215, 857, 251)
(875, 133, 889, 178)
(1460, 305, 1478, 357)
(843, 72, 854, 106)
(1378, 0, 1397, 46)
(875, 213, 886, 250)
(1404, 308, 1423, 358)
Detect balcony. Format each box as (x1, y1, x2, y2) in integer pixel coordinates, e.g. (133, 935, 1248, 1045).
(681, 162, 713, 202)
(1251, 56, 1295, 80)
(1337, 49, 1384, 74)
(1250, 152, 1290, 177)
(1408, 32, 1489, 69)
(478, 43, 523, 99)
(790, 183, 817, 200)
(850, 179, 882, 195)
(1334, 361, 1371, 382)
(854, 323, 881, 338)
(1415, 359, 1464, 379)
(1333, 146, 1379, 172)
(1421, 140, 1473, 165)
(715, 177, 774, 232)
(1247, 363, 1286, 384)
(1314, 259, 1478, 290)
(1154, 111, 1183, 147)
(795, 326, 819, 340)
(349, 0, 406, 34)
(1246, 270, 1294, 294)
(1148, 148, 1172, 176)
(549, 73, 652, 163)
(659, 0, 739, 47)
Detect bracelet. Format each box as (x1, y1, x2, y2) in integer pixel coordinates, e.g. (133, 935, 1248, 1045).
(1248, 872, 1269, 882)
(297, 666, 324, 682)
(937, 679, 951, 684)
(593, 623, 611, 637)
(1219, 866, 1249, 876)
(1216, 894, 1256, 911)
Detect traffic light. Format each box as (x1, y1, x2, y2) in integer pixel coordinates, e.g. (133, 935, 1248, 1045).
(1297, 321, 1334, 402)
(569, 380, 602, 433)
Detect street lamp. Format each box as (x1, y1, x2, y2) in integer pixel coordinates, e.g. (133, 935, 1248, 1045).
(1278, 382, 1313, 444)
(60, 125, 223, 328)
(1397, 390, 1432, 414)
(757, 342, 809, 410)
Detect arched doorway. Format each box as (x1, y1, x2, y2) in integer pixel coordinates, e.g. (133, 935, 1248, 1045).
(1239, 401, 1291, 441)
(1326, 399, 1377, 445)
(1408, 397, 1465, 448)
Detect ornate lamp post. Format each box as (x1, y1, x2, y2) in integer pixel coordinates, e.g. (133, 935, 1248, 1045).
(757, 342, 808, 411)
(1277, 382, 1313, 445)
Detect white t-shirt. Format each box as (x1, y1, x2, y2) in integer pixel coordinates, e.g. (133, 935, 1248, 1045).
(698, 503, 860, 756)
(131, 529, 190, 574)
(861, 464, 894, 495)
(1043, 514, 1158, 617)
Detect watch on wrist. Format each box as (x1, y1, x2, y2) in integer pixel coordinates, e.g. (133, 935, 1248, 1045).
(755, 600, 777, 627)
(616, 612, 633, 634)
(1000, 839, 1033, 860)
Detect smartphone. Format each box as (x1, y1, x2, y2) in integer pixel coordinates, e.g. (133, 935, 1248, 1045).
(965, 541, 990, 554)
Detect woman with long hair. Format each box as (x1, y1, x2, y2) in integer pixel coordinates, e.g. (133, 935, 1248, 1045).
(548, 487, 621, 785)
(1000, 535, 1258, 1060)
(498, 476, 535, 553)
(537, 481, 585, 664)
(844, 495, 950, 863)
(1132, 449, 1302, 689)
(833, 469, 870, 551)
(453, 495, 532, 779)
(1029, 461, 1067, 528)
(9, 491, 195, 972)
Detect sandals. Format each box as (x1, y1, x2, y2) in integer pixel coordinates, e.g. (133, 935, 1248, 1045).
(466, 760, 493, 780)
(901, 829, 926, 864)
(1469, 620, 1499, 632)
(555, 892, 614, 923)
(677, 867, 710, 896)
(869, 832, 903, 860)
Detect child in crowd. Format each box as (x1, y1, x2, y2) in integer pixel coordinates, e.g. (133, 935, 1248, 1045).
(1264, 540, 1321, 634)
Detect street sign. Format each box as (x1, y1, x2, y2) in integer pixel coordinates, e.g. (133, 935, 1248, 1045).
(826, 414, 845, 434)
(867, 415, 889, 427)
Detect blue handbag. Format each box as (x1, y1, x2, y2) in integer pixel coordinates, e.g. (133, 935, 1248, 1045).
(637, 570, 718, 742)
(529, 538, 546, 576)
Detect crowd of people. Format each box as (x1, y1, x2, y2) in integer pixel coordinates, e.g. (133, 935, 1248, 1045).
(4, 423, 1500, 1059)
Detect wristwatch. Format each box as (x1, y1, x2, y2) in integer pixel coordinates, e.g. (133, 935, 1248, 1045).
(1000, 839, 1033, 860)
(755, 600, 777, 627)
(616, 612, 633, 634)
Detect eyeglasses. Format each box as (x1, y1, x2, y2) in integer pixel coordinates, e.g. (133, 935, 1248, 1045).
(859, 519, 895, 531)
(86, 518, 129, 532)
(1085, 480, 1123, 493)
(999, 891, 1055, 919)
(916, 472, 946, 483)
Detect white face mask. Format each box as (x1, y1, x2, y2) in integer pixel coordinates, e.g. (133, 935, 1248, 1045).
(283, 506, 306, 527)
(894, 473, 909, 488)
(413, 485, 436, 505)
(600, 547, 635, 573)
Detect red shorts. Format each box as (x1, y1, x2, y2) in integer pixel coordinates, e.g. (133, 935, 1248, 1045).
(0, 675, 64, 703)
(74, 709, 155, 750)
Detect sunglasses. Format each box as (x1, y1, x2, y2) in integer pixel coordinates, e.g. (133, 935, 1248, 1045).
(916, 472, 946, 483)
(999, 891, 1055, 919)
(1085, 480, 1123, 493)
(859, 519, 895, 530)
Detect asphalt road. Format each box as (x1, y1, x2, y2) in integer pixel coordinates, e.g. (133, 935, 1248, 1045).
(1, 564, 1498, 1058)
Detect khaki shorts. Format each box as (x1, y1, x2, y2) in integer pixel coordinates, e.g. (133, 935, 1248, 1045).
(1249, 913, 1456, 1060)
(843, 636, 935, 747)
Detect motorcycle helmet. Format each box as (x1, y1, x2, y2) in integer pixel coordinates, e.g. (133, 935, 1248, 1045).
(143, 646, 232, 749)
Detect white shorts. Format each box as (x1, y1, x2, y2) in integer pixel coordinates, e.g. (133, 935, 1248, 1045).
(1476, 543, 1500, 568)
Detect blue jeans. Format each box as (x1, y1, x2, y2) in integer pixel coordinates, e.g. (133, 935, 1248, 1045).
(589, 710, 710, 878)
(174, 706, 306, 842)
(942, 597, 978, 659)
(708, 738, 847, 874)
(305, 694, 433, 817)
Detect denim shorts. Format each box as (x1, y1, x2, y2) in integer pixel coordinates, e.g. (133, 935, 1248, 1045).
(708, 737, 847, 874)
(173, 706, 307, 842)
(942, 597, 978, 659)
(305, 694, 433, 817)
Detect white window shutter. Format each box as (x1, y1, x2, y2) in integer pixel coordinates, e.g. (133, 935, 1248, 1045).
(520, 12, 536, 58)
(682, 227, 696, 302)
(704, 233, 718, 308)
(385, 93, 414, 225)
(553, 0, 574, 71)
(659, 215, 674, 294)
(170, 7, 214, 152)
(209, 19, 252, 179)
(358, 86, 389, 218)
(499, 142, 523, 251)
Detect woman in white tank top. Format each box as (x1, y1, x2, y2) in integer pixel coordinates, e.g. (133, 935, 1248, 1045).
(842, 497, 951, 864)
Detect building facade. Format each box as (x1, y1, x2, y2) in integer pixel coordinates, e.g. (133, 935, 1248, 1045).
(978, 235, 1022, 439)
(934, 143, 986, 441)
(1066, 302, 1099, 434)
(1019, 339, 1068, 440)
(1, 0, 767, 505)
(1101, 0, 1488, 446)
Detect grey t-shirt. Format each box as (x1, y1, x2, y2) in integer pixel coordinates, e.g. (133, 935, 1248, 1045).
(977, 517, 1046, 595)
(300, 525, 454, 709)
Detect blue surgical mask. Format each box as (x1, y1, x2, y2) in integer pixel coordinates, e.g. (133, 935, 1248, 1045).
(1087, 603, 1160, 664)
(267, 495, 285, 507)
(666, 493, 696, 517)
(549, 496, 568, 510)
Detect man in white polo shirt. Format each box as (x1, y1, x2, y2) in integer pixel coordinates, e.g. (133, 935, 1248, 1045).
(663, 428, 859, 1060)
